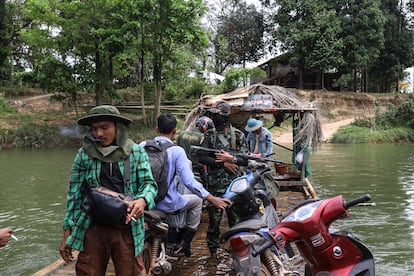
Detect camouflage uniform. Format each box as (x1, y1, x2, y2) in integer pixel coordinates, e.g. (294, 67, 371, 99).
(176, 127, 203, 160)
(200, 126, 247, 254)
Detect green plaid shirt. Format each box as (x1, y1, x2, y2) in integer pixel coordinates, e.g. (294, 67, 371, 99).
(63, 143, 157, 256)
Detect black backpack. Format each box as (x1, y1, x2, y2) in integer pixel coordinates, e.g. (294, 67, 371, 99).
(143, 140, 174, 204)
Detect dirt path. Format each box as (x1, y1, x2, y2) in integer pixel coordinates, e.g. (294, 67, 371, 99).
(275, 117, 355, 144)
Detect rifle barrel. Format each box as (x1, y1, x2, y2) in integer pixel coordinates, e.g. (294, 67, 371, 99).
(190, 146, 285, 164)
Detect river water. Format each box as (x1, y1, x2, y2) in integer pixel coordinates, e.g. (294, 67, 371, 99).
(0, 144, 413, 275)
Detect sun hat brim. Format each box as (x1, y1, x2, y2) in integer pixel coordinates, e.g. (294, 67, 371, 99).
(77, 114, 132, 126)
(245, 119, 263, 132)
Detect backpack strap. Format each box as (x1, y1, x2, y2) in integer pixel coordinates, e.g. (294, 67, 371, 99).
(159, 141, 175, 150)
(230, 126, 236, 149)
(123, 156, 131, 192)
(151, 139, 177, 188)
(159, 141, 176, 185)
(212, 128, 237, 149)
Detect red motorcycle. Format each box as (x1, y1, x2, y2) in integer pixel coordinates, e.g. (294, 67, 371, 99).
(253, 194, 375, 276)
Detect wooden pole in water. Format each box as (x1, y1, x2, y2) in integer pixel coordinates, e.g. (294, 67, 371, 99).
(304, 178, 318, 199)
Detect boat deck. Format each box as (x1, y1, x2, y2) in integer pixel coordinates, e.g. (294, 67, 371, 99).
(34, 177, 314, 275)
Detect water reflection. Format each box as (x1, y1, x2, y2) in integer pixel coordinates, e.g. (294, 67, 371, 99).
(0, 148, 75, 275)
(400, 154, 414, 242)
(309, 144, 414, 275)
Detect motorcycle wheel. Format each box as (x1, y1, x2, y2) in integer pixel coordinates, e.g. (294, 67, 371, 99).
(260, 263, 273, 276)
(142, 241, 153, 275)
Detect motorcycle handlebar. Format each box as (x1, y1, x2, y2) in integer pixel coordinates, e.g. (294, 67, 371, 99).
(251, 238, 274, 257)
(344, 194, 372, 209)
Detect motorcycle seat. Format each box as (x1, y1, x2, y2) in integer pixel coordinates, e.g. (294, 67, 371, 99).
(144, 209, 168, 220)
(220, 218, 267, 242)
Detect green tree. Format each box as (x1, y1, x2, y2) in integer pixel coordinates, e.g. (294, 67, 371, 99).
(304, 7, 344, 89)
(222, 67, 266, 92)
(215, 2, 265, 72)
(22, 0, 136, 105)
(36, 56, 81, 116)
(268, 0, 328, 88)
(0, 0, 31, 86)
(145, 0, 208, 123)
(369, 0, 414, 93)
(0, 0, 11, 83)
(338, 0, 386, 92)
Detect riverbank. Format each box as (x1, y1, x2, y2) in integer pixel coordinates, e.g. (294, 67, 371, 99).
(275, 116, 356, 144)
(1, 88, 410, 149)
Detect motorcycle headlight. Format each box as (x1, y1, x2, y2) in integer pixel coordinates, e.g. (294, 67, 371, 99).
(283, 200, 323, 222)
(223, 177, 250, 199)
(230, 178, 249, 193)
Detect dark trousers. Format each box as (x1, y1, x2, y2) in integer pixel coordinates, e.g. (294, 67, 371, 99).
(206, 203, 237, 253)
(76, 224, 144, 276)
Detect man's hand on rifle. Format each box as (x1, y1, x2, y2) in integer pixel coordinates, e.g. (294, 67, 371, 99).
(215, 151, 234, 163)
(215, 151, 239, 174)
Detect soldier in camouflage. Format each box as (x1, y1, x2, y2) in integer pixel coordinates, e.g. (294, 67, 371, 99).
(196, 101, 248, 257)
(177, 116, 214, 185)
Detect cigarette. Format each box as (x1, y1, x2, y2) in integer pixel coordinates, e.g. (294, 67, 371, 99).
(131, 217, 137, 222)
(11, 234, 18, 241)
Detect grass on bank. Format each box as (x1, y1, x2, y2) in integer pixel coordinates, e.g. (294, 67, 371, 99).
(0, 95, 179, 149)
(331, 125, 414, 143)
(332, 94, 414, 143)
(0, 120, 160, 149)
(3, 90, 414, 148)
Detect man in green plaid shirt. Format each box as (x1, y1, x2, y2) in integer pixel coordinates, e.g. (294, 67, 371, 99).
(59, 105, 157, 275)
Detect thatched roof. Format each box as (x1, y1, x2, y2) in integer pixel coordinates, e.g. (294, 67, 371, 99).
(184, 84, 324, 150)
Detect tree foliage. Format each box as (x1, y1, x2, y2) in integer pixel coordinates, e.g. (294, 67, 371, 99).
(0, 0, 12, 82)
(6, 0, 208, 126)
(369, 0, 414, 93)
(0, 0, 413, 111)
(211, 1, 265, 74)
(338, 0, 386, 92)
(143, 0, 208, 122)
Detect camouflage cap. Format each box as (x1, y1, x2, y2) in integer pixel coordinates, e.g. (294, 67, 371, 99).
(209, 101, 231, 116)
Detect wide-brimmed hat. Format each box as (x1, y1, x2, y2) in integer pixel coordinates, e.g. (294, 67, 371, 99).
(209, 101, 231, 116)
(77, 105, 132, 126)
(245, 118, 263, 132)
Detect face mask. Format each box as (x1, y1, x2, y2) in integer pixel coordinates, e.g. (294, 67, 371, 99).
(212, 114, 229, 131)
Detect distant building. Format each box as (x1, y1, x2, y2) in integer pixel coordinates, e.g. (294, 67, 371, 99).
(254, 53, 340, 90)
(188, 70, 225, 85)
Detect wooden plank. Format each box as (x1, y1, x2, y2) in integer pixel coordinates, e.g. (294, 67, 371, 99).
(277, 180, 307, 187)
(32, 251, 79, 276)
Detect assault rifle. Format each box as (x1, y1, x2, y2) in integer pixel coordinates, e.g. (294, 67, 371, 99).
(190, 145, 286, 164)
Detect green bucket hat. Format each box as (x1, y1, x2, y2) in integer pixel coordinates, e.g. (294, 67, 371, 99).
(77, 105, 132, 126)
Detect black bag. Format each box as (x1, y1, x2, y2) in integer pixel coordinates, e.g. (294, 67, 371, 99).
(143, 140, 174, 203)
(84, 158, 132, 225)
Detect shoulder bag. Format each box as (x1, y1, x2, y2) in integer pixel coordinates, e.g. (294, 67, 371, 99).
(84, 157, 132, 225)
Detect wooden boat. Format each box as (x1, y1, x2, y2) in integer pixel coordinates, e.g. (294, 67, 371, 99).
(34, 169, 317, 276)
(35, 84, 321, 275)
(35, 184, 316, 276)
